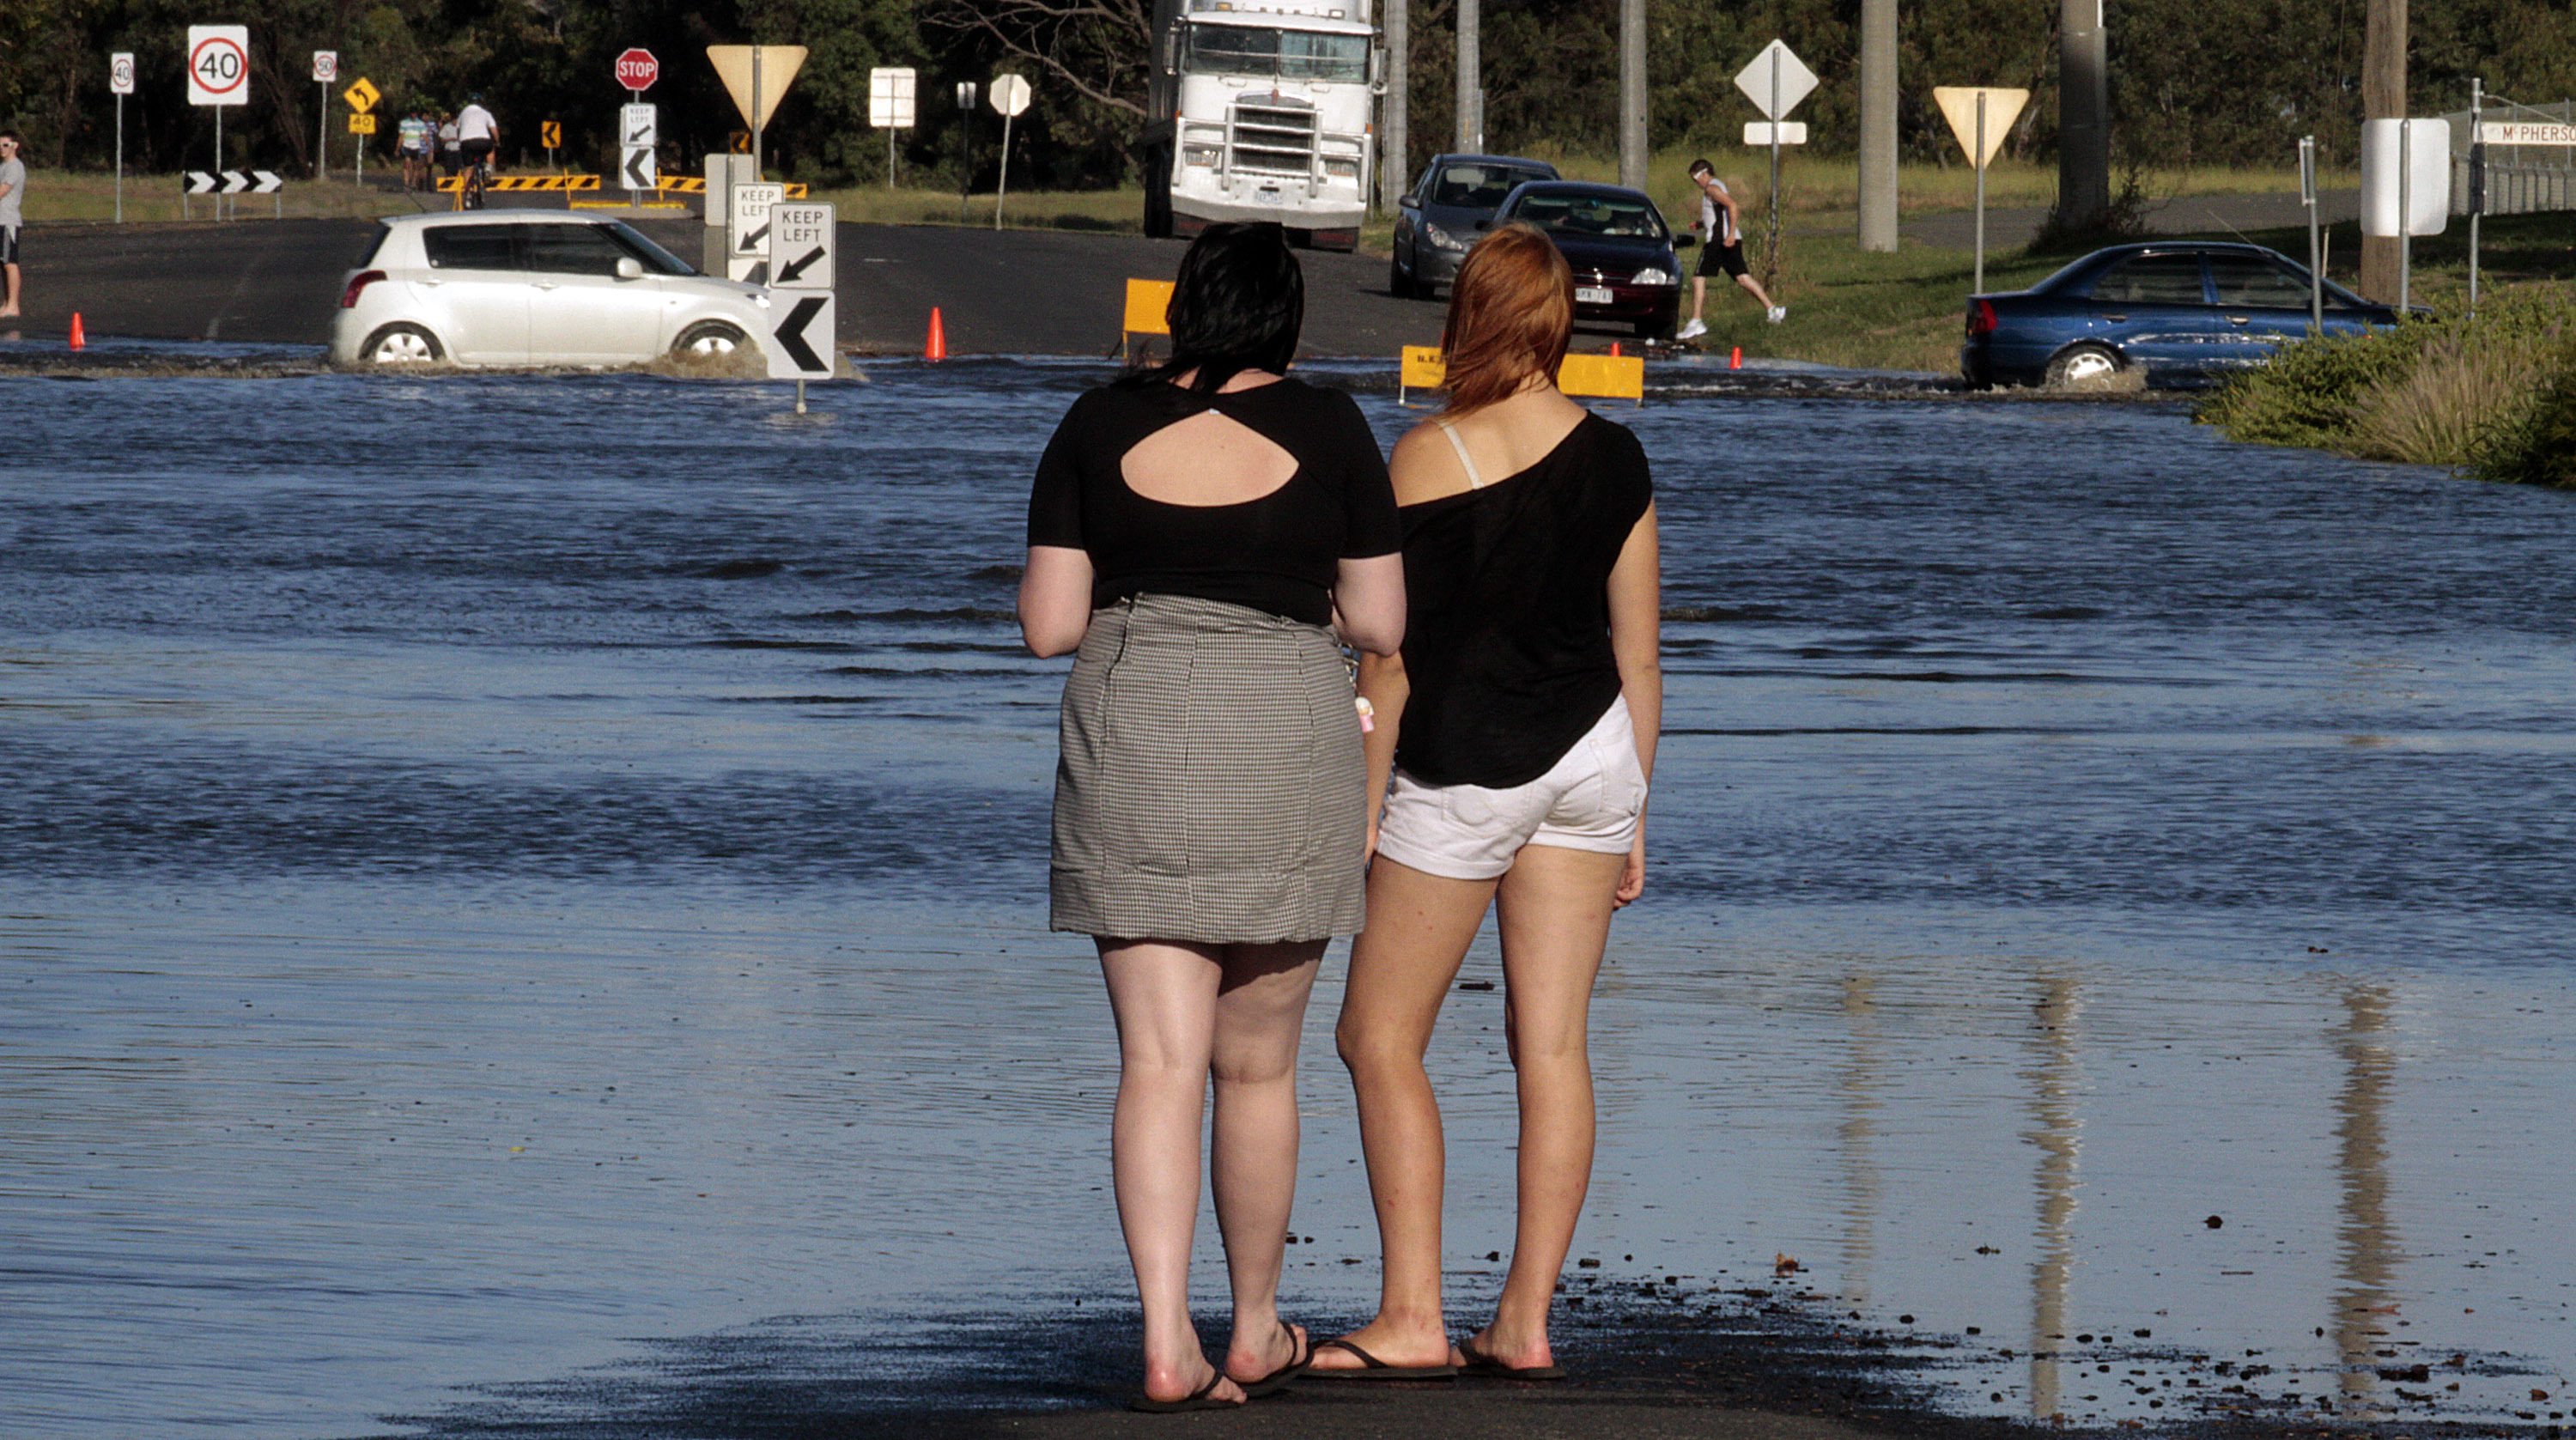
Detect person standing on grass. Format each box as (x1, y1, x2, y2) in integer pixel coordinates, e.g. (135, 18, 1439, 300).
(0, 131, 26, 320)
(1675, 156, 1783, 339)
(1315, 222, 1660, 1382)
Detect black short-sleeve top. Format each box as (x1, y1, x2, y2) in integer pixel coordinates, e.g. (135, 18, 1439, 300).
(1393, 412, 1654, 788)
(1026, 377, 1402, 627)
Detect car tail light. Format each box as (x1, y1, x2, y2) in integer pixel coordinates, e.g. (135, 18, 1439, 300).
(1965, 299, 1998, 337)
(341, 270, 386, 309)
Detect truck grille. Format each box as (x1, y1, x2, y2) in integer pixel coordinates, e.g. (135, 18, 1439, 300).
(1230, 99, 1317, 177)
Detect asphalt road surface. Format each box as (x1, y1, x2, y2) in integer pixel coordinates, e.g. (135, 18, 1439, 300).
(3, 215, 1461, 361)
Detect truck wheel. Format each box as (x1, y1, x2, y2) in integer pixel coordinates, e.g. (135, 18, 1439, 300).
(1143, 146, 1175, 240)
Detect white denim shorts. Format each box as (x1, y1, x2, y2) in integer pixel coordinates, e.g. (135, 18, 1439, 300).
(1375, 695, 1647, 881)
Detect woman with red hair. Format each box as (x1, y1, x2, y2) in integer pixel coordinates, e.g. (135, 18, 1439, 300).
(1310, 222, 1662, 1381)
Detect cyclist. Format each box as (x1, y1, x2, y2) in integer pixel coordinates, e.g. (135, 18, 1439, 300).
(456, 93, 500, 201)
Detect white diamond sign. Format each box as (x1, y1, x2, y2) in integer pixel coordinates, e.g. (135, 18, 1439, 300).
(1735, 40, 1817, 121)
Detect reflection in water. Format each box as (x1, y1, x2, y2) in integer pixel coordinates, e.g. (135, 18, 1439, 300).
(1836, 974, 1883, 1305)
(2024, 972, 2083, 1421)
(2331, 985, 2399, 1418)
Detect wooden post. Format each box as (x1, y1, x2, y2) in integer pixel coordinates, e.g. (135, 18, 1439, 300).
(1858, 0, 1897, 251)
(2056, 0, 2110, 229)
(1455, 0, 1479, 151)
(2360, 0, 2407, 301)
(1618, 0, 1647, 190)
(1379, 0, 1408, 210)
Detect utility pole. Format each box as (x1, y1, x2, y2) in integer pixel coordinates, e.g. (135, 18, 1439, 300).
(1857, 0, 1897, 251)
(1456, 0, 1480, 151)
(2056, 0, 2110, 229)
(1380, 0, 1408, 209)
(2360, 0, 2407, 301)
(1618, 0, 1647, 190)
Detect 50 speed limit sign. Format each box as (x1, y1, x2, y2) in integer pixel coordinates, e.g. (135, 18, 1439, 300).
(187, 25, 251, 106)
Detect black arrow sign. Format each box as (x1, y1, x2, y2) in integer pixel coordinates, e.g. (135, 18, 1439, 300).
(184, 172, 217, 193)
(628, 122, 653, 143)
(775, 246, 825, 285)
(221, 170, 251, 194)
(774, 295, 829, 374)
(623, 149, 653, 189)
(738, 222, 769, 253)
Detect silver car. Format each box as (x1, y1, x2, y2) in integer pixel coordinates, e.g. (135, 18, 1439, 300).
(331, 212, 775, 368)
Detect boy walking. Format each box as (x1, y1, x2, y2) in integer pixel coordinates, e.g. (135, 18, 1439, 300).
(0, 131, 25, 319)
(1675, 157, 1783, 338)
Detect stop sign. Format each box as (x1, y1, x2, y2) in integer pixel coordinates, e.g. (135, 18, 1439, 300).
(615, 48, 659, 92)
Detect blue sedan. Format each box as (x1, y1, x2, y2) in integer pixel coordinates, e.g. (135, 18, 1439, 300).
(1960, 241, 2408, 390)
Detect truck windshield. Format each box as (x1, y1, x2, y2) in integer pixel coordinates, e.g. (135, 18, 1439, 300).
(1513, 193, 1669, 240)
(1185, 25, 1370, 82)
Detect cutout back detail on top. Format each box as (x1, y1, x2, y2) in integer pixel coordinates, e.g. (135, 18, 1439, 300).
(1121, 410, 1302, 507)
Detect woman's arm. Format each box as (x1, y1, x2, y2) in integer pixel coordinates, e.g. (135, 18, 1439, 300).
(1333, 553, 1406, 656)
(1605, 502, 1662, 905)
(1018, 545, 1096, 658)
(1356, 649, 1410, 859)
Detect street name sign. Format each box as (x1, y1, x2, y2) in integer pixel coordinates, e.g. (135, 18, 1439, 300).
(766, 201, 837, 380)
(728, 181, 786, 283)
(2479, 121, 2576, 147)
(617, 48, 659, 93)
(1933, 86, 2028, 167)
(187, 26, 251, 106)
(1735, 40, 1816, 120)
(870, 67, 917, 128)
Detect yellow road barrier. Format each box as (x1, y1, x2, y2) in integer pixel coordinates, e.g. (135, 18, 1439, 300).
(434, 173, 602, 193)
(1397, 346, 1646, 406)
(1119, 277, 1176, 360)
(655, 176, 809, 197)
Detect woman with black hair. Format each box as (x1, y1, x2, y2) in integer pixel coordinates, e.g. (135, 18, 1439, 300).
(1018, 222, 1406, 1411)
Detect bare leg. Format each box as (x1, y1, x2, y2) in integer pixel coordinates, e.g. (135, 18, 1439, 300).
(1468, 843, 1625, 1370)
(1098, 939, 1246, 1407)
(1209, 939, 1325, 1382)
(1736, 270, 1777, 310)
(1688, 274, 1706, 324)
(1316, 857, 1498, 1370)
(1, 262, 20, 318)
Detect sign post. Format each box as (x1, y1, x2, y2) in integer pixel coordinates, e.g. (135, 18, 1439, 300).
(869, 67, 917, 188)
(767, 200, 838, 408)
(2299, 135, 2323, 334)
(1734, 40, 1817, 286)
(110, 53, 135, 222)
(955, 82, 978, 223)
(313, 51, 337, 179)
(343, 77, 380, 187)
(541, 120, 562, 171)
(188, 25, 252, 220)
(2466, 77, 2482, 317)
(990, 75, 1032, 229)
(1932, 85, 2030, 294)
(622, 103, 659, 197)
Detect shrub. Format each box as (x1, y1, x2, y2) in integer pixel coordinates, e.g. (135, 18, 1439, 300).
(2473, 343, 2576, 488)
(2348, 335, 2554, 467)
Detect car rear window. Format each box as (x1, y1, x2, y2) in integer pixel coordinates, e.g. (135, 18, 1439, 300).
(422, 225, 522, 270)
(2208, 253, 2314, 308)
(355, 224, 391, 268)
(2089, 254, 2206, 305)
(524, 224, 633, 277)
(1431, 164, 1552, 208)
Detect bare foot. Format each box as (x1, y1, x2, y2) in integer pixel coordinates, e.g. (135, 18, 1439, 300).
(1140, 1353, 1246, 1407)
(1225, 1320, 1307, 1383)
(1309, 1315, 1455, 1371)
(1463, 1317, 1554, 1371)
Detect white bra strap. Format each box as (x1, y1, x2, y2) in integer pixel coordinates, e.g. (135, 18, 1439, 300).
(1433, 417, 1487, 489)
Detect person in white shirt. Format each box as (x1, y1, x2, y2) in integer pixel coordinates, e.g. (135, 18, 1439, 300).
(0, 131, 25, 319)
(1674, 157, 1784, 339)
(455, 94, 500, 179)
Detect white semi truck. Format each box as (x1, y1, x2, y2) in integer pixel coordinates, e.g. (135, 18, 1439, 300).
(1143, 0, 1381, 251)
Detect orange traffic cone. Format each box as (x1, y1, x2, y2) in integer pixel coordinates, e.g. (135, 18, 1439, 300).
(70, 313, 87, 351)
(1729, 345, 1742, 370)
(925, 307, 947, 362)
(1610, 341, 1622, 358)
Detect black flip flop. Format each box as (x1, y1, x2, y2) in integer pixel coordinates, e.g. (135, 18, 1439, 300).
(1128, 1366, 1241, 1413)
(1236, 1320, 1311, 1399)
(1301, 1337, 1459, 1381)
(1457, 1335, 1565, 1381)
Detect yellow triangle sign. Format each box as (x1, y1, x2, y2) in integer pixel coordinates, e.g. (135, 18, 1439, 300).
(707, 46, 807, 132)
(1932, 86, 2028, 168)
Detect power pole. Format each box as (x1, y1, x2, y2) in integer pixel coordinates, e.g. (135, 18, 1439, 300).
(2056, 0, 2110, 228)
(1456, 0, 1480, 151)
(2360, 0, 2407, 301)
(1380, 0, 1409, 208)
(1619, 0, 1647, 190)
(1857, 0, 1897, 251)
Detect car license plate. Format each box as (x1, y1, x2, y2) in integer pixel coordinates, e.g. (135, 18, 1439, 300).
(1576, 286, 1613, 305)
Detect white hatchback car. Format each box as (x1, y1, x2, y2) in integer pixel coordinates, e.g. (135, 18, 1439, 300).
(331, 212, 775, 368)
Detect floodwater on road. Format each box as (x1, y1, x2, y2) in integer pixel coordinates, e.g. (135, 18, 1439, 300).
(3, 358, 2573, 1439)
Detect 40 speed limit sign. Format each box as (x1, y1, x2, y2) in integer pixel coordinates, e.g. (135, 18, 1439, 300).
(187, 25, 251, 106)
